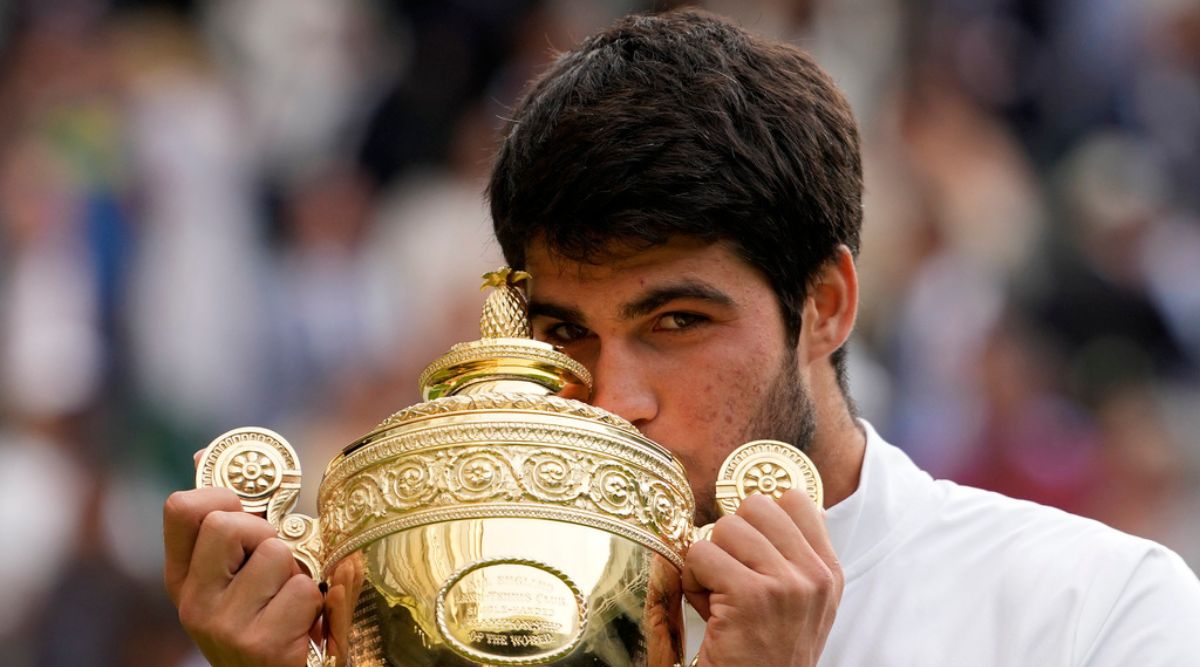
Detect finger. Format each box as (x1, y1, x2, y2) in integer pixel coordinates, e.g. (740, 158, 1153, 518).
(708, 514, 791, 575)
(777, 489, 839, 573)
(186, 510, 279, 602)
(258, 573, 324, 641)
(734, 493, 810, 565)
(163, 488, 246, 605)
(223, 538, 303, 613)
(682, 539, 749, 619)
(325, 581, 355, 650)
(193, 449, 203, 467)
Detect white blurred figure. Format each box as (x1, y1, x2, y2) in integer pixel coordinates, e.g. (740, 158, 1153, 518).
(702, 0, 905, 133)
(268, 162, 384, 412)
(124, 44, 272, 428)
(0, 136, 103, 418)
(0, 427, 85, 639)
(0, 133, 92, 643)
(201, 0, 396, 182)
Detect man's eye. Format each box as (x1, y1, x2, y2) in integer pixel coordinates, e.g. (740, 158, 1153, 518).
(543, 322, 591, 344)
(655, 312, 706, 331)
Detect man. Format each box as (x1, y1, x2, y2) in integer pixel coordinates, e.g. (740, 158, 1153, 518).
(163, 10, 1200, 666)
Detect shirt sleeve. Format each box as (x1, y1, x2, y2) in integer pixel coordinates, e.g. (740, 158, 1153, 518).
(1076, 545, 1200, 667)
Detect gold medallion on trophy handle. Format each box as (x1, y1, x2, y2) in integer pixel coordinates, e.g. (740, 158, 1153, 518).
(195, 427, 324, 580)
(713, 439, 823, 517)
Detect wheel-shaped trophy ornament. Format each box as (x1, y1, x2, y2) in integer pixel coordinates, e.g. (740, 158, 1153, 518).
(196, 427, 323, 579)
(193, 268, 822, 667)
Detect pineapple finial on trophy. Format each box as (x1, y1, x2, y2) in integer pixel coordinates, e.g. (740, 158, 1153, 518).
(417, 267, 591, 400)
(479, 267, 533, 339)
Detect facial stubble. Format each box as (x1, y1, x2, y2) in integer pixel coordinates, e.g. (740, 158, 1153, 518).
(693, 349, 818, 525)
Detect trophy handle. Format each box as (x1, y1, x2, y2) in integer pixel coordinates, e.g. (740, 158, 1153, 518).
(195, 427, 330, 666)
(196, 427, 324, 575)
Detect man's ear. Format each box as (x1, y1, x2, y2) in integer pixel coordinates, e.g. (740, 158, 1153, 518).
(800, 245, 858, 364)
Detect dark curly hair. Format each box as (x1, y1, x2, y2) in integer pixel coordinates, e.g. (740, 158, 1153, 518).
(488, 9, 863, 396)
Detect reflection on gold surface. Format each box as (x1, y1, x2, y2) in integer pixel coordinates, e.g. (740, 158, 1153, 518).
(319, 518, 682, 665)
(321, 523, 682, 666)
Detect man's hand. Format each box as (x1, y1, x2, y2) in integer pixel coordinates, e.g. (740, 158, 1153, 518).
(682, 490, 843, 667)
(164, 487, 323, 667)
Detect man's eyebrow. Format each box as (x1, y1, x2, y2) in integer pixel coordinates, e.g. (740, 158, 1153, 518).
(620, 281, 734, 320)
(528, 300, 587, 324)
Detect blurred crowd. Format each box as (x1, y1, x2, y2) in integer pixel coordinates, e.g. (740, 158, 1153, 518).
(0, 0, 1197, 665)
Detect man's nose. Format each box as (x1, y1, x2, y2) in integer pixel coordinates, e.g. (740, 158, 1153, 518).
(588, 343, 658, 428)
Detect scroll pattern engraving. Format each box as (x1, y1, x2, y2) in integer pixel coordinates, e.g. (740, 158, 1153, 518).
(321, 444, 693, 563)
(328, 422, 681, 496)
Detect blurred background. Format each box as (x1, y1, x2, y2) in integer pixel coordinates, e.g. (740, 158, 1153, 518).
(0, 0, 1197, 664)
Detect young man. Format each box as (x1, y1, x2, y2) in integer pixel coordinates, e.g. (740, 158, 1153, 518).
(163, 10, 1200, 666)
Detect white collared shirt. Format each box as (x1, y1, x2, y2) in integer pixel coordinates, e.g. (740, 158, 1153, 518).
(687, 421, 1200, 665)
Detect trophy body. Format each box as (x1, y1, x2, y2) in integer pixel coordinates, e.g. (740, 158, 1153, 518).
(316, 394, 692, 667)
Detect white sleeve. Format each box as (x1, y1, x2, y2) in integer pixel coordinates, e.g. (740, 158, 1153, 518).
(1076, 545, 1200, 667)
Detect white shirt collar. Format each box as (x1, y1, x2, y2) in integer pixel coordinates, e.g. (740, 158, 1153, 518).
(824, 420, 945, 581)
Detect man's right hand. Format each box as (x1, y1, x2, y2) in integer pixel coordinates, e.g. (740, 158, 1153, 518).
(164, 487, 323, 667)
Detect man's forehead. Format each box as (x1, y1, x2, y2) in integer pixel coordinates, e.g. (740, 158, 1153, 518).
(522, 236, 732, 288)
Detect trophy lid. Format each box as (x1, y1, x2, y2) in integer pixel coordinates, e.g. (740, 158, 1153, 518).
(417, 268, 592, 400)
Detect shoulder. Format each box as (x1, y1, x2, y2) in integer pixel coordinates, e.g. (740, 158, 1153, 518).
(926, 480, 1200, 665)
(925, 478, 1188, 587)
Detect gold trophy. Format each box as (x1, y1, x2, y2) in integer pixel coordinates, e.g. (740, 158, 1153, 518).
(196, 269, 821, 667)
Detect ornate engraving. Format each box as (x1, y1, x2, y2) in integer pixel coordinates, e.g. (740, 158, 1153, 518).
(448, 452, 516, 501)
(522, 452, 586, 501)
(197, 427, 302, 513)
(435, 557, 588, 666)
(714, 440, 823, 517)
(589, 465, 638, 516)
(744, 461, 789, 495)
(279, 513, 323, 578)
(319, 440, 693, 574)
(326, 431, 679, 508)
(646, 481, 690, 543)
(227, 449, 280, 495)
(388, 460, 438, 507)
